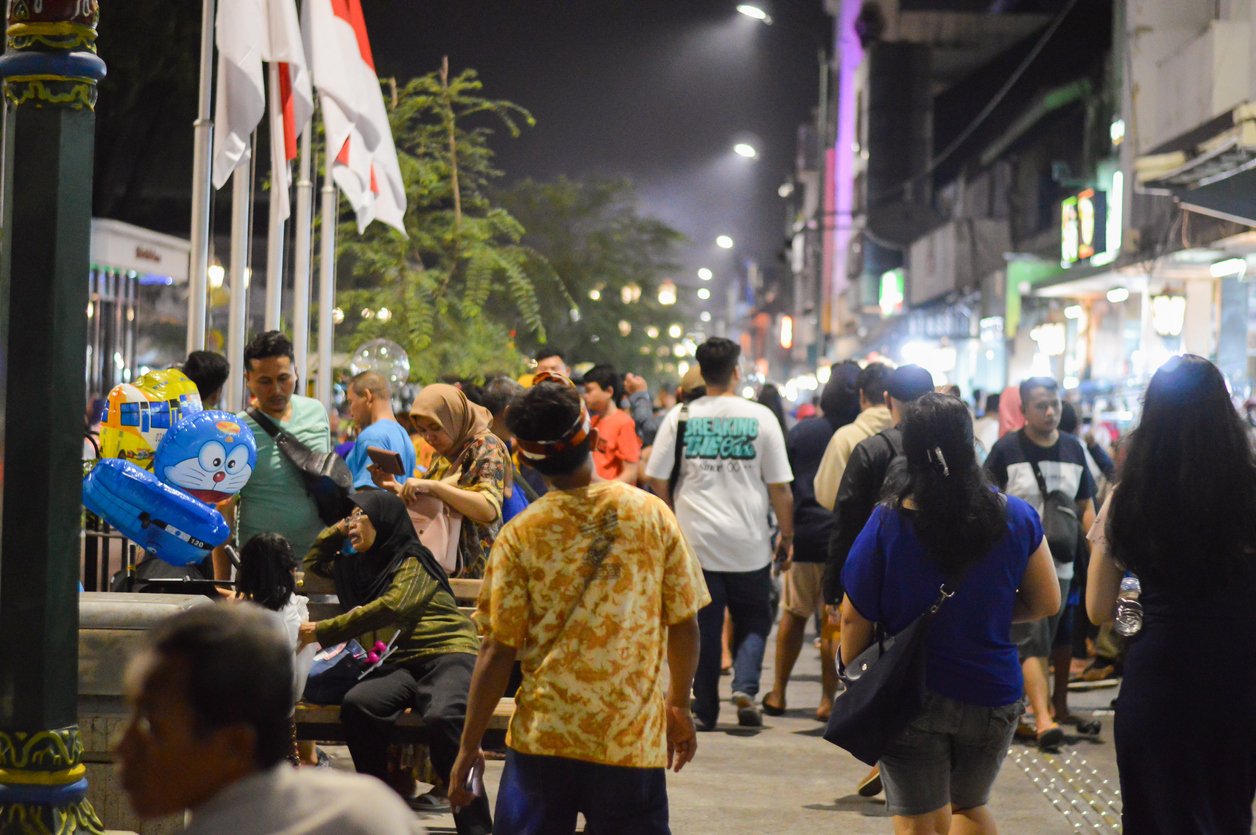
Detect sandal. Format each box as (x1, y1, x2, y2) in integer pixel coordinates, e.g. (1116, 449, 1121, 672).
(761, 695, 786, 716)
(1036, 725, 1065, 752)
(1059, 714, 1102, 735)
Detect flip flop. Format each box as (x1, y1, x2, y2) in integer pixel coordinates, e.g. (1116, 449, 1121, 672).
(762, 695, 786, 716)
(1037, 726, 1065, 752)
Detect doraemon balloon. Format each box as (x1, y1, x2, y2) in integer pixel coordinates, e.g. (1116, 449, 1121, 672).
(154, 410, 257, 504)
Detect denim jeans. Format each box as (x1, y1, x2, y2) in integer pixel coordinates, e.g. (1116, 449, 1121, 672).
(693, 565, 772, 726)
(495, 750, 670, 834)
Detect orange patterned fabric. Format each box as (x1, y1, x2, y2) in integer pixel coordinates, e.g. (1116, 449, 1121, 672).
(475, 480, 710, 767)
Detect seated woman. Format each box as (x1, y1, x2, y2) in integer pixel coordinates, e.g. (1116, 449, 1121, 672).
(840, 393, 1060, 835)
(298, 491, 492, 834)
(387, 384, 508, 578)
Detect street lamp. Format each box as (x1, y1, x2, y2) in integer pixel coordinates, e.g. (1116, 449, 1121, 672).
(733, 142, 758, 159)
(658, 280, 677, 306)
(736, 3, 772, 24)
(700, 311, 712, 323)
(698, 267, 712, 281)
(697, 287, 711, 300)
(668, 324, 683, 339)
(716, 235, 734, 249)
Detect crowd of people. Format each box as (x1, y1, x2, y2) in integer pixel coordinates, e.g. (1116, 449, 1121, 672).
(109, 330, 1254, 834)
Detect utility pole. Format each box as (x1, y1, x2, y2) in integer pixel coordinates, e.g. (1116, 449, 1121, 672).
(0, 0, 106, 831)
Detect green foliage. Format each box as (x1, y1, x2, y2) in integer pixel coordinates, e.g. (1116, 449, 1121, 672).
(334, 66, 558, 383)
(497, 177, 688, 378)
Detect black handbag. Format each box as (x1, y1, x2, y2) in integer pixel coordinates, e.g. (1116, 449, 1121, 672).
(302, 639, 368, 704)
(822, 580, 962, 765)
(248, 408, 353, 525)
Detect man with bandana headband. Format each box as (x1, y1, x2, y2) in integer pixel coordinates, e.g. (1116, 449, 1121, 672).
(449, 373, 709, 833)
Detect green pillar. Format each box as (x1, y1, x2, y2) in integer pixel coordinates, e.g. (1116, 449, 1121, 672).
(0, 1, 106, 832)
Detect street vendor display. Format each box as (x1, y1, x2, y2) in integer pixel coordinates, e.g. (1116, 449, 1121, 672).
(84, 407, 256, 566)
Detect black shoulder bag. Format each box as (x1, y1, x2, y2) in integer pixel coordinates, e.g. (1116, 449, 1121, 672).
(823, 571, 969, 765)
(248, 408, 353, 525)
(1016, 431, 1080, 564)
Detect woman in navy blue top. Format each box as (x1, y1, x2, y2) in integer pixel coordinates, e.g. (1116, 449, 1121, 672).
(840, 392, 1060, 833)
(1087, 355, 1256, 834)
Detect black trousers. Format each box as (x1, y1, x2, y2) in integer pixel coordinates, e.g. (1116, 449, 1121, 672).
(341, 653, 493, 834)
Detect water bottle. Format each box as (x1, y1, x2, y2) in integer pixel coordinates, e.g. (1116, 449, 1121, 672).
(1113, 576, 1142, 637)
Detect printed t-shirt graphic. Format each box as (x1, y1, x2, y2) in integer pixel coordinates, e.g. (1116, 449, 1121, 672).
(644, 396, 793, 573)
(475, 481, 710, 767)
(984, 430, 1094, 580)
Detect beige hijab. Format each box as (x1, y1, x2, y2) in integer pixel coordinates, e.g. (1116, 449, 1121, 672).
(409, 384, 495, 468)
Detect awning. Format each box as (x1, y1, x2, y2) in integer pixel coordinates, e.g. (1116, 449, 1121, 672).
(1135, 103, 1256, 225)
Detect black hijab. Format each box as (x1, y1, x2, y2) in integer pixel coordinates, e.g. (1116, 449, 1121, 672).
(333, 490, 455, 610)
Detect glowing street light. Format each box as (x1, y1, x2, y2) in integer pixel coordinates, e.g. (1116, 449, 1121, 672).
(700, 311, 712, 323)
(716, 235, 734, 249)
(646, 325, 660, 339)
(733, 142, 758, 159)
(588, 288, 602, 301)
(658, 280, 677, 306)
(697, 267, 713, 281)
(668, 323, 683, 339)
(697, 287, 711, 300)
(736, 4, 772, 24)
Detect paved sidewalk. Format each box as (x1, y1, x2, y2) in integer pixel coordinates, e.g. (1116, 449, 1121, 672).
(345, 618, 1124, 833)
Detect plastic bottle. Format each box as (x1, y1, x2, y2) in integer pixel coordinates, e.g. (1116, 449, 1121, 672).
(1113, 576, 1142, 637)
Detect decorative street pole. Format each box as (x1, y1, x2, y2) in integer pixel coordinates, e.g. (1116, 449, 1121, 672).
(0, 1, 106, 832)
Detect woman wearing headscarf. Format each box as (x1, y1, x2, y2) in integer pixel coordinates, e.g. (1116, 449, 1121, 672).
(298, 491, 493, 833)
(389, 384, 509, 578)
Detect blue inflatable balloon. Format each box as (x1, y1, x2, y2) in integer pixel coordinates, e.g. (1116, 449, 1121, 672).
(154, 410, 257, 505)
(83, 458, 230, 566)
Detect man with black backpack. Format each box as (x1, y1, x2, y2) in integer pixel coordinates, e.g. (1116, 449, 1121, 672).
(212, 331, 332, 584)
(984, 376, 1097, 751)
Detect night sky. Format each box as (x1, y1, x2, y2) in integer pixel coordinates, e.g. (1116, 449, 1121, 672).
(364, 0, 833, 298)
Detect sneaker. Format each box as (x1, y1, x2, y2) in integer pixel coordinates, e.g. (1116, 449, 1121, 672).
(731, 691, 762, 727)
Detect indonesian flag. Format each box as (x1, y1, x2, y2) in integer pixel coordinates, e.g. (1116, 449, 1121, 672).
(303, 0, 407, 235)
(212, 0, 314, 214)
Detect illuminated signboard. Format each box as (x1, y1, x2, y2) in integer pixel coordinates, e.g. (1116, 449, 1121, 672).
(1061, 188, 1108, 265)
(878, 269, 904, 318)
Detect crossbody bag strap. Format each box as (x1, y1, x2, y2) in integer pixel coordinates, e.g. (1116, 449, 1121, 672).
(247, 407, 281, 438)
(668, 403, 690, 497)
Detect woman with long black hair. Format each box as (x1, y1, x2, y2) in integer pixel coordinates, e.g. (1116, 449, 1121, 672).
(297, 491, 493, 834)
(1087, 355, 1256, 834)
(840, 393, 1060, 834)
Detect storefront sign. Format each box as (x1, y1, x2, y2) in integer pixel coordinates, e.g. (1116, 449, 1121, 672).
(878, 269, 904, 318)
(1061, 188, 1108, 265)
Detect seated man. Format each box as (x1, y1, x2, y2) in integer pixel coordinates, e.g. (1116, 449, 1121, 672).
(118, 604, 422, 834)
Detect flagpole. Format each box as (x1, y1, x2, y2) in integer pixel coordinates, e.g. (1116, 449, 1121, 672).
(264, 63, 285, 332)
(226, 142, 253, 413)
(317, 168, 337, 409)
(291, 122, 314, 390)
(187, 0, 216, 354)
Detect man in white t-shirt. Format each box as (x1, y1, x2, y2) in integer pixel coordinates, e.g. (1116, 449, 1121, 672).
(646, 337, 794, 730)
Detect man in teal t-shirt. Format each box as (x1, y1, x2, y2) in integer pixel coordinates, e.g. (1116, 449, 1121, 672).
(343, 371, 417, 489)
(212, 331, 331, 582)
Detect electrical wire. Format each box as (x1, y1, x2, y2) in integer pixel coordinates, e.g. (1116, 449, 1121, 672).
(868, 0, 1084, 204)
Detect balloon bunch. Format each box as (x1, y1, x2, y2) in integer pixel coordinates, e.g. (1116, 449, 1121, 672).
(83, 370, 257, 566)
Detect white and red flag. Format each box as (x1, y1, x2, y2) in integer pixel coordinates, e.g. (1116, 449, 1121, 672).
(303, 0, 407, 235)
(212, 0, 314, 218)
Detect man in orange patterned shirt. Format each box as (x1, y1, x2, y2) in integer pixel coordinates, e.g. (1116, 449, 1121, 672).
(450, 374, 709, 833)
